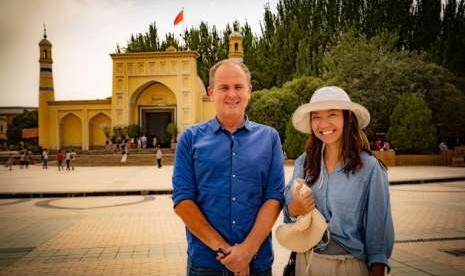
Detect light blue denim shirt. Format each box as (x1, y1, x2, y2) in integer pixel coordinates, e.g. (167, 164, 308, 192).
(283, 151, 394, 267)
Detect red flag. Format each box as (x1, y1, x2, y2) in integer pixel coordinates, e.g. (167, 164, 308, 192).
(173, 9, 183, 26)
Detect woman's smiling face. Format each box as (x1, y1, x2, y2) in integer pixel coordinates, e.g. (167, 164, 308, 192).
(311, 109, 344, 146)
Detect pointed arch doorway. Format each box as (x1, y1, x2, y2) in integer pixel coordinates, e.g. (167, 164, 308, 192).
(140, 107, 175, 148)
(131, 81, 177, 148)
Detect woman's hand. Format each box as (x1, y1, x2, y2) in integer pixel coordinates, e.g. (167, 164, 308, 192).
(288, 179, 315, 217)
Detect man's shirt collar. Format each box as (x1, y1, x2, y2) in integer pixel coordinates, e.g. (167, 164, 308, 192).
(210, 116, 252, 133)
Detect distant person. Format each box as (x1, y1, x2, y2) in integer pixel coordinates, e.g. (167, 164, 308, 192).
(25, 150, 31, 168)
(153, 136, 157, 148)
(56, 150, 65, 171)
(383, 141, 391, 151)
(439, 141, 448, 151)
(120, 139, 127, 153)
(374, 138, 383, 151)
(120, 150, 128, 164)
(65, 150, 71, 171)
(155, 145, 162, 168)
(70, 149, 77, 170)
(141, 135, 147, 149)
(19, 151, 25, 169)
(6, 153, 14, 171)
(42, 149, 48, 169)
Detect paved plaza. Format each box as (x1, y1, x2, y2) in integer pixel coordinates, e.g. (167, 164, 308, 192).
(0, 165, 465, 275)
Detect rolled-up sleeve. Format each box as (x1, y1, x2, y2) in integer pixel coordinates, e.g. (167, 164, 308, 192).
(283, 154, 305, 223)
(365, 162, 395, 268)
(263, 129, 285, 206)
(172, 130, 196, 207)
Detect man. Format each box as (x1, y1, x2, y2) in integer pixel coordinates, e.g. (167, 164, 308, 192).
(70, 149, 77, 170)
(172, 59, 285, 276)
(155, 145, 162, 168)
(65, 150, 71, 171)
(42, 148, 48, 169)
(141, 134, 147, 148)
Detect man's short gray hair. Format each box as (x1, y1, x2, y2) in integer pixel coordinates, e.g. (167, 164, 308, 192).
(208, 59, 251, 87)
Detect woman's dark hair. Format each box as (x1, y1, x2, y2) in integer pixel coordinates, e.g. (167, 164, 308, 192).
(304, 110, 385, 184)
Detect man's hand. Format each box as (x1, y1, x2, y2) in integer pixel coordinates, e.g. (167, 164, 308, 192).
(174, 200, 231, 252)
(218, 243, 254, 275)
(288, 179, 315, 217)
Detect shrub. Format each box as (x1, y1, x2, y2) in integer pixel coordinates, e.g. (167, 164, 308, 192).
(126, 124, 141, 138)
(387, 94, 436, 153)
(283, 119, 307, 159)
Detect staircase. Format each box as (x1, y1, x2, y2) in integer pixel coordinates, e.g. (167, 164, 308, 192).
(72, 149, 174, 166)
(1, 149, 175, 166)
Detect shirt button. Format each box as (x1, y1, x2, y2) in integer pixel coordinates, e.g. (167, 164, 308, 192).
(233, 152, 236, 156)
(232, 175, 236, 178)
(232, 197, 236, 201)
(232, 220, 236, 224)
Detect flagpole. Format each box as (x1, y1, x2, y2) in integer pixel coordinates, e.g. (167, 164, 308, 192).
(181, 7, 185, 49)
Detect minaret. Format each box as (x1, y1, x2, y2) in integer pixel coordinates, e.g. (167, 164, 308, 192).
(228, 31, 243, 61)
(38, 25, 54, 148)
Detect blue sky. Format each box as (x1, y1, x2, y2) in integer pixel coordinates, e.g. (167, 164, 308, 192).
(0, 0, 278, 107)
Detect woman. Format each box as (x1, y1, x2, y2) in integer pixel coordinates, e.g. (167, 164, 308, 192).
(283, 86, 394, 276)
(120, 150, 128, 164)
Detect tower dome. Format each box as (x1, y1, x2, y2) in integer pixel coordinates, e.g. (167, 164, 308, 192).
(228, 31, 243, 60)
(39, 25, 52, 46)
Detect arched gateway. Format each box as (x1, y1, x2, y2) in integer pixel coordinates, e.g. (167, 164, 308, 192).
(130, 81, 177, 147)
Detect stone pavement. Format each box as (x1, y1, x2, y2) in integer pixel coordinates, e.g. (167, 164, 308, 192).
(1, 165, 465, 195)
(0, 165, 464, 275)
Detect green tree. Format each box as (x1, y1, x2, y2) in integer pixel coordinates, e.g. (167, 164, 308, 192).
(166, 122, 178, 143)
(433, 0, 465, 77)
(387, 94, 436, 153)
(112, 126, 127, 141)
(6, 110, 38, 146)
(126, 124, 141, 138)
(410, 0, 442, 52)
(437, 84, 465, 142)
(248, 76, 324, 141)
(120, 0, 465, 82)
(323, 31, 455, 137)
(283, 119, 307, 159)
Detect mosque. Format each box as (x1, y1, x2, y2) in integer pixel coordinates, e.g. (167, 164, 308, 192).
(38, 29, 244, 150)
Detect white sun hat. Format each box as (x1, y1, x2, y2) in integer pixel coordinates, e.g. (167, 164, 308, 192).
(275, 179, 328, 253)
(291, 86, 370, 134)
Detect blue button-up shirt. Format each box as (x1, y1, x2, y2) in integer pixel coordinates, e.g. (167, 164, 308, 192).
(284, 152, 394, 267)
(172, 117, 285, 271)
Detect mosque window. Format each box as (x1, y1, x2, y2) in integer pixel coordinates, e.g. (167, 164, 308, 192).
(43, 50, 48, 59)
(234, 43, 239, 52)
(0, 125, 3, 132)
